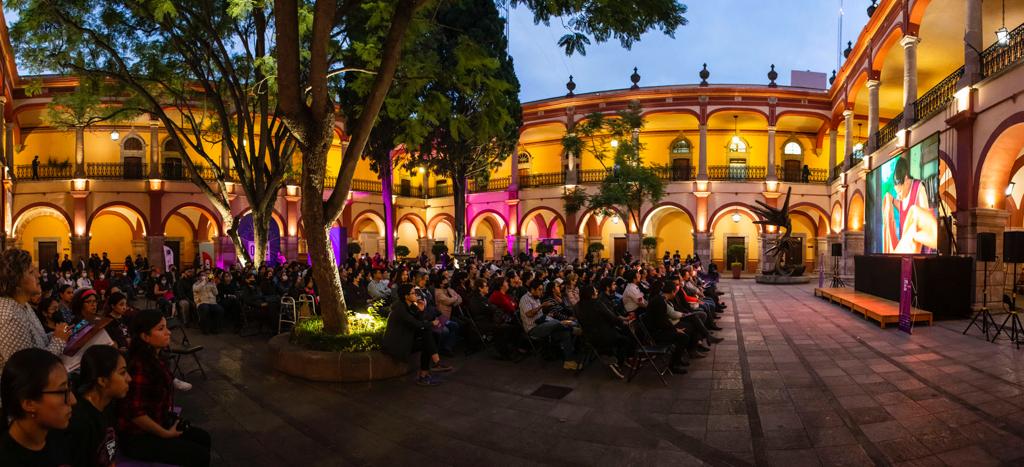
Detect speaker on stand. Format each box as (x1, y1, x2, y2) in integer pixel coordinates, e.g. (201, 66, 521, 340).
(830, 243, 846, 288)
(963, 232, 997, 339)
(993, 231, 1024, 349)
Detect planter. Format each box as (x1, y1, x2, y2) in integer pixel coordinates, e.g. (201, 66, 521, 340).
(731, 263, 742, 279)
(268, 333, 410, 382)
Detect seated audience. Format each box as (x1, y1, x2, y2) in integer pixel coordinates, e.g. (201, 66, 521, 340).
(382, 283, 453, 386)
(66, 345, 131, 467)
(0, 348, 75, 464)
(0, 249, 73, 374)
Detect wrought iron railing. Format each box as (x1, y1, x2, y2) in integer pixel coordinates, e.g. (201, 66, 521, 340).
(395, 183, 423, 197)
(520, 171, 565, 188)
(707, 165, 765, 181)
(15, 163, 73, 180)
(875, 113, 903, 148)
(325, 176, 337, 189)
(913, 67, 963, 124)
(777, 165, 828, 184)
(468, 177, 509, 193)
(86, 162, 148, 180)
(351, 178, 383, 193)
(982, 22, 1024, 78)
(651, 166, 696, 182)
(579, 168, 611, 184)
(831, 162, 844, 182)
(428, 184, 452, 198)
(850, 151, 864, 168)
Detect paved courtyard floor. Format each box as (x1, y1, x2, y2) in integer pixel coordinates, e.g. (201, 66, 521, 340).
(175, 280, 1024, 466)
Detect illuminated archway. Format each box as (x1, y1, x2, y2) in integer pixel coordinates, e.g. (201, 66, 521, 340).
(12, 204, 72, 267)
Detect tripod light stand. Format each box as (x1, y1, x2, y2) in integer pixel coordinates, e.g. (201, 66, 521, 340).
(962, 258, 996, 339)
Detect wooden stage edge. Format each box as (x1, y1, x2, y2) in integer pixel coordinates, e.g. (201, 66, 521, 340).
(814, 287, 934, 328)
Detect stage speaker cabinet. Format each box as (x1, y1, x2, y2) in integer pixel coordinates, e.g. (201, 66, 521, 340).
(831, 243, 842, 257)
(977, 232, 996, 262)
(1004, 231, 1024, 263)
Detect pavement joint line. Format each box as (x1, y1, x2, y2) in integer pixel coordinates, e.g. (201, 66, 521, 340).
(728, 290, 769, 465)
(746, 286, 891, 467)
(777, 286, 1024, 447)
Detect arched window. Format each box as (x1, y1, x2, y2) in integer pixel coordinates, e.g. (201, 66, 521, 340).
(121, 136, 146, 179)
(670, 138, 691, 155)
(783, 141, 802, 155)
(162, 138, 184, 180)
(727, 136, 749, 153)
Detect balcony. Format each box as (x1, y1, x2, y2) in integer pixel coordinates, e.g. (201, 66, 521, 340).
(579, 168, 611, 184)
(520, 171, 565, 188)
(707, 165, 766, 181)
(913, 67, 963, 124)
(86, 162, 148, 179)
(982, 22, 1024, 78)
(468, 177, 509, 193)
(351, 178, 382, 193)
(14, 164, 73, 180)
(651, 166, 696, 182)
(777, 166, 829, 184)
(876, 113, 903, 148)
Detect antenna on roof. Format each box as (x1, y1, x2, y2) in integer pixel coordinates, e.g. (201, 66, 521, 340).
(837, 0, 845, 71)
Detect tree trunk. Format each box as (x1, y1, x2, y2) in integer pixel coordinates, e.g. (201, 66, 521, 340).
(381, 154, 396, 261)
(453, 175, 467, 253)
(250, 210, 270, 268)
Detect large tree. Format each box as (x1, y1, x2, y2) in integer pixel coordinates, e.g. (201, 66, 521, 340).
(11, 0, 296, 268)
(274, 0, 688, 334)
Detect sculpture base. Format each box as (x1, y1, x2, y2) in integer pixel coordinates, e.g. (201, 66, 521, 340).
(755, 275, 812, 285)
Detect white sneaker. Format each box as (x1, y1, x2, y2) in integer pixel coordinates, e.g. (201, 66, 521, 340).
(173, 378, 193, 392)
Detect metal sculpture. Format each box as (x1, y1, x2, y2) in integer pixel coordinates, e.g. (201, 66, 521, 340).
(751, 187, 805, 276)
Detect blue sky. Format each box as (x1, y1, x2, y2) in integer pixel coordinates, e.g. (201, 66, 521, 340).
(509, 0, 869, 102)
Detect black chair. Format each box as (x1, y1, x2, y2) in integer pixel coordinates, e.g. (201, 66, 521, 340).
(166, 317, 207, 380)
(625, 319, 671, 386)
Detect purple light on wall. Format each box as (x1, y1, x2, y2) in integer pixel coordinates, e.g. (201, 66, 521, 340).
(310, 226, 346, 267)
(238, 214, 282, 267)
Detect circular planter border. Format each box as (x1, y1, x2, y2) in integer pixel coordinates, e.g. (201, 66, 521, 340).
(754, 274, 812, 285)
(268, 333, 410, 382)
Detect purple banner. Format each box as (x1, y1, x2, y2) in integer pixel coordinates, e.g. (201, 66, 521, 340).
(898, 256, 913, 334)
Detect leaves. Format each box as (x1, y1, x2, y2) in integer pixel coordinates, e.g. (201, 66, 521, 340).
(558, 32, 591, 56)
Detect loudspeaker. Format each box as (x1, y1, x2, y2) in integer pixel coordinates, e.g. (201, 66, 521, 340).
(831, 243, 842, 257)
(1003, 231, 1024, 263)
(977, 232, 996, 262)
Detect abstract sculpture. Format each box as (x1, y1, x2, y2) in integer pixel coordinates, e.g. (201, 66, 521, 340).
(751, 187, 805, 276)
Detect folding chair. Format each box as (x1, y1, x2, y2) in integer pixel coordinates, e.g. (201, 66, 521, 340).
(279, 296, 298, 334)
(166, 317, 207, 380)
(625, 319, 671, 386)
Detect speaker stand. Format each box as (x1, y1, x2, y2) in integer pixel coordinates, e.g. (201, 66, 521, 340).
(992, 263, 1023, 349)
(830, 255, 846, 288)
(962, 259, 995, 340)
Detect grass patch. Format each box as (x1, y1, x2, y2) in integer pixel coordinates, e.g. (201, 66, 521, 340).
(290, 312, 386, 353)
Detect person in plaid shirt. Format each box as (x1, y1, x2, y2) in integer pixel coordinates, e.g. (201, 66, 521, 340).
(117, 310, 211, 466)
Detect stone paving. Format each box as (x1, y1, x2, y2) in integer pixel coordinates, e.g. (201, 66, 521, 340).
(173, 280, 1024, 466)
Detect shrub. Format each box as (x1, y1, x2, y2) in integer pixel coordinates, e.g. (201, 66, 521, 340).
(290, 313, 386, 353)
(394, 245, 410, 258)
(535, 242, 553, 255)
(642, 236, 658, 250)
(588, 242, 605, 254)
(347, 242, 362, 256)
(431, 242, 449, 257)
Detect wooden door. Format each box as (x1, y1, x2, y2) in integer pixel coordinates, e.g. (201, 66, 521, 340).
(783, 160, 801, 182)
(124, 157, 144, 179)
(613, 237, 627, 264)
(38, 242, 58, 268)
(400, 179, 412, 197)
(726, 237, 745, 270)
(786, 237, 804, 265)
(672, 158, 691, 181)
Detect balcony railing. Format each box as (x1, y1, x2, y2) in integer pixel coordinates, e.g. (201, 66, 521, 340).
(15, 163, 73, 180)
(428, 184, 453, 198)
(468, 177, 509, 193)
(579, 168, 611, 184)
(351, 178, 382, 193)
(395, 183, 423, 197)
(520, 171, 565, 188)
(831, 162, 844, 181)
(982, 22, 1024, 78)
(777, 166, 828, 184)
(86, 162, 148, 180)
(707, 165, 765, 181)
(651, 166, 696, 182)
(913, 67, 964, 124)
(876, 113, 903, 148)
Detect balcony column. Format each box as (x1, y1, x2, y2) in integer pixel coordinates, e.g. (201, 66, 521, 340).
(491, 237, 507, 260)
(74, 126, 86, 178)
(901, 35, 921, 124)
(867, 79, 880, 151)
(828, 128, 838, 179)
(961, 0, 984, 87)
(697, 124, 709, 180)
(0, 97, 6, 167)
(220, 138, 231, 179)
(4, 117, 12, 170)
(766, 126, 777, 182)
(563, 233, 583, 262)
(842, 110, 855, 170)
(509, 144, 520, 190)
(149, 121, 160, 179)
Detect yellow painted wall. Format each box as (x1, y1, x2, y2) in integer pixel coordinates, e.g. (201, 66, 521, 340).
(89, 215, 135, 264)
(653, 212, 694, 258)
(521, 141, 563, 173)
(18, 131, 75, 165)
(584, 216, 626, 259)
(396, 221, 421, 258)
(164, 215, 196, 266)
(19, 216, 70, 265)
(433, 223, 454, 250)
(475, 220, 496, 259)
(712, 214, 760, 268)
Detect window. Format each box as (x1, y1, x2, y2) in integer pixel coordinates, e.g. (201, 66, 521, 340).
(123, 137, 144, 152)
(121, 136, 146, 179)
(670, 138, 691, 155)
(783, 141, 802, 155)
(728, 136, 748, 153)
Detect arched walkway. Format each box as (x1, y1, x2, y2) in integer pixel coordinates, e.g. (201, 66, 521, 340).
(89, 204, 148, 268)
(641, 204, 696, 261)
(709, 205, 762, 273)
(12, 204, 72, 267)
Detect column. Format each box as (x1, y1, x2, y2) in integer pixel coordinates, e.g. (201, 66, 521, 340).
(961, 0, 983, 86)
(901, 35, 921, 124)
(562, 233, 583, 262)
(693, 232, 711, 265)
(867, 79, 880, 151)
(4, 121, 12, 171)
(71, 235, 90, 264)
(149, 121, 161, 179)
(564, 148, 578, 185)
(74, 126, 86, 178)
(509, 143, 520, 190)
(147, 235, 167, 272)
(491, 237, 507, 260)
(956, 208, 1009, 310)
(766, 126, 777, 181)
(0, 97, 6, 167)
(282, 236, 299, 261)
(843, 110, 855, 170)
(828, 129, 838, 179)
(218, 235, 236, 268)
(220, 136, 231, 175)
(131, 240, 147, 257)
(841, 231, 864, 277)
(626, 233, 642, 258)
(697, 124, 709, 180)
(417, 237, 434, 258)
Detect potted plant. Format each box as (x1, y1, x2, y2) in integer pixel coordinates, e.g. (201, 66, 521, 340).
(587, 242, 605, 258)
(431, 242, 449, 260)
(469, 244, 485, 260)
(394, 245, 410, 259)
(347, 242, 362, 257)
(535, 241, 554, 257)
(642, 236, 658, 261)
(727, 244, 744, 279)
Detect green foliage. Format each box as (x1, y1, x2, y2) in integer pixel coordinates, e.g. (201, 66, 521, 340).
(470, 244, 485, 258)
(727, 244, 745, 264)
(290, 313, 386, 353)
(535, 242, 554, 255)
(588, 242, 605, 254)
(562, 186, 588, 214)
(432, 243, 449, 257)
(394, 245, 411, 258)
(642, 236, 658, 250)
(45, 77, 142, 130)
(347, 242, 362, 256)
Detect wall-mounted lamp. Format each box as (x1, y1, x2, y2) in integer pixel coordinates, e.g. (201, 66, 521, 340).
(1006, 181, 1016, 197)
(895, 130, 907, 149)
(954, 86, 972, 113)
(286, 184, 300, 197)
(110, 130, 120, 141)
(72, 178, 88, 191)
(148, 179, 163, 191)
(731, 212, 741, 223)
(765, 180, 779, 192)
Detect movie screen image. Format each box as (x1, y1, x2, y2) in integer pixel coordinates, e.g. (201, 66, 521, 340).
(865, 134, 940, 254)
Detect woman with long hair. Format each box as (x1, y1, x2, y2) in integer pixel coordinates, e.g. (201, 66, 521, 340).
(103, 292, 131, 353)
(34, 296, 64, 334)
(0, 348, 75, 463)
(67, 345, 131, 466)
(117, 309, 211, 466)
(0, 249, 72, 375)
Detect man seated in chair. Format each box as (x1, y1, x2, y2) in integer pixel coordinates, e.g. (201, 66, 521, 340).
(644, 282, 696, 374)
(519, 279, 579, 370)
(192, 273, 225, 334)
(576, 284, 634, 379)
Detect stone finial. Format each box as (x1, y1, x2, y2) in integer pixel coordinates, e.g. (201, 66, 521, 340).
(566, 75, 576, 97)
(829, 70, 837, 86)
(843, 41, 853, 58)
(767, 64, 778, 88)
(699, 63, 710, 86)
(630, 67, 641, 90)
(867, 0, 877, 17)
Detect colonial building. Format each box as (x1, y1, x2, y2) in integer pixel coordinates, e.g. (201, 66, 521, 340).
(1, 0, 1022, 307)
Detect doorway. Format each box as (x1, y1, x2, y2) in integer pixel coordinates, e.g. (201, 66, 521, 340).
(726, 237, 745, 271)
(783, 159, 801, 182)
(37, 241, 58, 268)
(165, 240, 181, 269)
(671, 158, 691, 181)
(613, 237, 627, 264)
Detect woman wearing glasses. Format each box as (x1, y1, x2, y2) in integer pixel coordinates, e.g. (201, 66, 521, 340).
(0, 347, 76, 465)
(0, 248, 73, 376)
(61, 288, 116, 374)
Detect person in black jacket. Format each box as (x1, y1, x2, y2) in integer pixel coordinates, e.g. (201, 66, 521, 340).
(67, 345, 130, 467)
(575, 284, 634, 379)
(382, 283, 453, 386)
(644, 282, 693, 374)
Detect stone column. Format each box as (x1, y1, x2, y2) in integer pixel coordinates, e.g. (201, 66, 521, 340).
(147, 235, 167, 272)
(4, 123, 12, 172)
(766, 126, 777, 181)
(961, 0, 983, 87)
(841, 231, 864, 277)
(828, 129, 838, 179)
(491, 237, 507, 260)
(843, 110, 855, 170)
(149, 121, 161, 179)
(563, 233, 583, 262)
(626, 233, 642, 259)
(867, 79, 880, 151)
(71, 235, 90, 265)
(956, 208, 1009, 310)
(901, 35, 921, 124)
(510, 144, 520, 190)
(74, 126, 86, 178)
(697, 124, 709, 180)
(282, 236, 299, 261)
(131, 240, 147, 258)
(815, 237, 829, 272)
(693, 232, 711, 265)
(217, 235, 236, 268)
(417, 237, 434, 258)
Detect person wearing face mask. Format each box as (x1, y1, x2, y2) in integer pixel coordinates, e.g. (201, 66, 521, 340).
(151, 271, 174, 318)
(93, 273, 111, 300)
(0, 348, 76, 465)
(77, 271, 93, 290)
(66, 345, 131, 467)
(57, 271, 75, 289)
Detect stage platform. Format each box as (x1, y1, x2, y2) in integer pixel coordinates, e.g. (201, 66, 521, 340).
(814, 288, 934, 328)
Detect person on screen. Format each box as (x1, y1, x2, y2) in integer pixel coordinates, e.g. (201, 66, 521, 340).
(882, 157, 937, 253)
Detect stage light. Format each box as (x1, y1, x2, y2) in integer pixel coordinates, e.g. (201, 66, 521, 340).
(110, 130, 120, 141)
(731, 213, 741, 223)
(1006, 182, 1016, 197)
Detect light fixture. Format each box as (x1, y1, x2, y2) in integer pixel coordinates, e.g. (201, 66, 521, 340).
(728, 115, 742, 152)
(417, 166, 426, 174)
(610, 139, 619, 148)
(1006, 181, 1016, 197)
(996, 0, 1010, 47)
(611, 215, 619, 224)
(731, 212, 741, 223)
(110, 130, 120, 141)
(72, 178, 87, 191)
(954, 86, 971, 113)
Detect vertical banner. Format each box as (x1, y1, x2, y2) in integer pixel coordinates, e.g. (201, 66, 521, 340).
(163, 245, 175, 269)
(818, 253, 825, 288)
(898, 256, 913, 334)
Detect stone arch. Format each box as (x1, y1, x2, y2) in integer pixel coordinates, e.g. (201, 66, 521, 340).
(87, 202, 150, 236)
(640, 202, 696, 235)
(396, 212, 428, 238)
(848, 190, 866, 232)
(575, 206, 626, 235)
(641, 203, 697, 259)
(350, 210, 386, 238)
(427, 214, 456, 239)
(519, 207, 566, 238)
(160, 202, 224, 238)
(237, 207, 286, 235)
(974, 112, 1024, 209)
(708, 202, 764, 233)
(469, 210, 508, 237)
(831, 202, 844, 233)
(13, 203, 72, 240)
